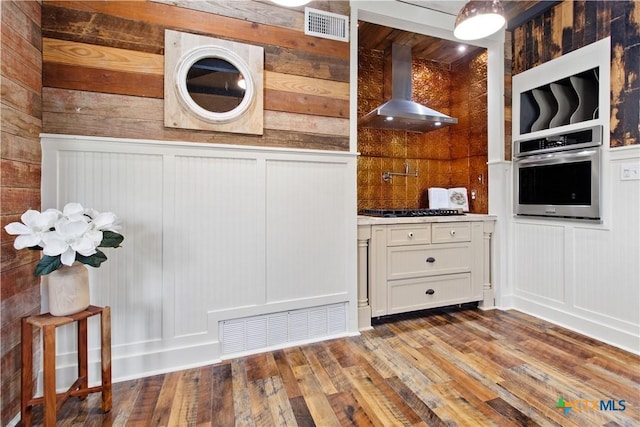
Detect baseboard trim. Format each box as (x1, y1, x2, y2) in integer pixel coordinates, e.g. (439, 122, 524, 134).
(511, 296, 640, 355)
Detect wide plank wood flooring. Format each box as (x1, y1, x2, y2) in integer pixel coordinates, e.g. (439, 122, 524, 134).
(27, 307, 640, 426)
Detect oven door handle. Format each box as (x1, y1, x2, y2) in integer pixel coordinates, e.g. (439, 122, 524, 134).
(515, 149, 598, 165)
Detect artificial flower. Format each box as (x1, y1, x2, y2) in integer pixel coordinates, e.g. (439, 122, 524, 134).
(4, 209, 59, 249)
(4, 203, 124, 275)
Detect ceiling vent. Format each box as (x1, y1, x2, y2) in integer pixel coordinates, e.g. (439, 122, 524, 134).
(304, 7, 349, 42)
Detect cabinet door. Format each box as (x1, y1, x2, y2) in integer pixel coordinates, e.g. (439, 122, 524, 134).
(387, 243, 471, 280)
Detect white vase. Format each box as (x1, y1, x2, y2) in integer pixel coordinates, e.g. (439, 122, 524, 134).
(45, 263, 90, 316)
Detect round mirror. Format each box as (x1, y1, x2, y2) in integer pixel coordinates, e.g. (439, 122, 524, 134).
(175, 46, 255, 123)
(187, 57, 246, 113)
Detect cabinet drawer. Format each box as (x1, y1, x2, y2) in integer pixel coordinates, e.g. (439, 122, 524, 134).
(432, 222, 471, 243)
(387, 224, 431, 246)
(388, 273, 472, 314)
(387, 243, 470, 280)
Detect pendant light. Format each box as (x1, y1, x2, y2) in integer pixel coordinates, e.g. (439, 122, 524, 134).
(454, 0, 506, 40)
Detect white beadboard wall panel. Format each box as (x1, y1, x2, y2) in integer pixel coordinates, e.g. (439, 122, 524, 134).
(572, 153, 640, 325)
(573, 228, 639, 325)
(513, 222, 565, 303)
(265, 159, 349, 303)
(507, 146, 640, 353)
(50, 151, 165, 351)
(172, 155, 264, 336)
(40, 134, 358, 387)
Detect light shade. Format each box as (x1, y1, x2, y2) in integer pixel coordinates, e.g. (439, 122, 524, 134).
(454, 0, 506, 41)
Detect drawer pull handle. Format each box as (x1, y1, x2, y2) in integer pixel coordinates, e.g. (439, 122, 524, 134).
(450, 230, 456, 236)
(425, 289, 435, 295)
(426, 257, 436, 263)
(408, 232, 414, 238)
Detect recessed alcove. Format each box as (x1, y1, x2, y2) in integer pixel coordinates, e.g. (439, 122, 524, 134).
(357, 39, 489, 213)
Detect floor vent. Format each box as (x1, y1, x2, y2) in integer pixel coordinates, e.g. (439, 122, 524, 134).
(220, 303, 347, 355)
(304, 8, 349, 42)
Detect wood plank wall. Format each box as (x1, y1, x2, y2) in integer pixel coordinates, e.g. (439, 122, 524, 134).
(41, 0, 350, 151)
(511, 0, 640, 147)
(0, 1, 42, 424)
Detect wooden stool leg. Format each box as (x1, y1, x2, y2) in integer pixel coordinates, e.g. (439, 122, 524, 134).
(21, 318, 33, 427)
(77, 317, 88, 398)
(101, 306, 112, 411)
(42, 324, 57, 427)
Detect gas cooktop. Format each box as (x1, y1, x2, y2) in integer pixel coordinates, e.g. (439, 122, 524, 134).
(359, 208, 465, 218)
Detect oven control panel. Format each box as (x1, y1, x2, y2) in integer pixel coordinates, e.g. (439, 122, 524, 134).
(515, 125, 602, 157)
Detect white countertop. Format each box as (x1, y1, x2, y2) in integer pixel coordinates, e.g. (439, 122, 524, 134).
(357, 213, 497, 225)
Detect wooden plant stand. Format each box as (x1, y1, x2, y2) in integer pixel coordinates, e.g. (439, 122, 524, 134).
(21, 305, 112, 427)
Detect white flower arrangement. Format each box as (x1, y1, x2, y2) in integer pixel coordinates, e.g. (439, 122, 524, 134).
(4, 202, 124, 276)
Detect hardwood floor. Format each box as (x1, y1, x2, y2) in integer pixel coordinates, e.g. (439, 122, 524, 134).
(27, 307, 640, 426)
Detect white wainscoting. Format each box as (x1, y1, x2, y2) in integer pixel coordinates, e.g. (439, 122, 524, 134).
(506, 145, 640, 354)
(40, 134, 359, 387)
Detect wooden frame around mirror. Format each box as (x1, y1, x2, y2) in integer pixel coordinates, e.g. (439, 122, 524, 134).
(165, 30, 264, 135)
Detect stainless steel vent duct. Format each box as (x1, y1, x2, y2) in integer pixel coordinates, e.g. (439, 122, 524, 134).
(358, 43, 457, 133)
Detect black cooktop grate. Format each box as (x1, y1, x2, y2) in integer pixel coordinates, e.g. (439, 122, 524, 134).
(359, 208, 465, 218)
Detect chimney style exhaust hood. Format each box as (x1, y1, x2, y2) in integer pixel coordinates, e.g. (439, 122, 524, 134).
(358, 43, 457, 133)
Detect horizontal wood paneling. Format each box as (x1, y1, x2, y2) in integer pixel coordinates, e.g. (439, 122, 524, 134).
(42, 88, 349, 149)
(0, 133, 41, 166)
(1, 1, 42, 421)
(43, 37, 163, 74)
(1, 13, 42, 70)
(43, 38, 350, 95)
(265, 111, 348, 136)
(44, 59, 348, 120)
(0, 159, 41, 188)
(42, 0, 349, 59)
(42, 0, 350, 149)
(42, 3, 165, 54)
(2, 0, 41, 48)
(264, 71, 349, 100)
(264, 45, 349, 82)
(152, 0, 350, 33)
(43, 62, 164, 98)
(43, 3, 350, 82)
(512, 0, 640, 147)
(265, 89, 348, 118)
(1, 104, 42, 140)
(1, 76, 42, 117)
(1, 38, 42, 93)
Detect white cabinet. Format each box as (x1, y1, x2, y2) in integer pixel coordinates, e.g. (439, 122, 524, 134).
(358, 218, 494, 324)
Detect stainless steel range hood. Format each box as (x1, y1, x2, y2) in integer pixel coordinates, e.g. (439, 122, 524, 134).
(358, 43, 457, 133)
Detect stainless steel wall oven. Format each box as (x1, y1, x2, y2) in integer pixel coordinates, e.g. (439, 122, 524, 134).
(514, 125, 602, 220)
